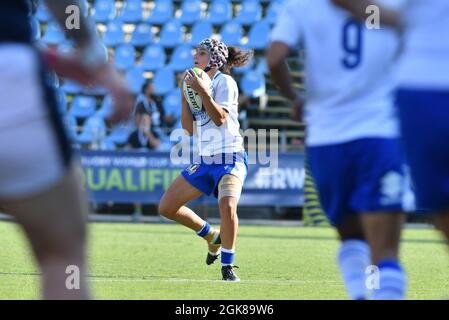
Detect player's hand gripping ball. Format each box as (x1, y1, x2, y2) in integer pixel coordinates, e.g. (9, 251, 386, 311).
(183, 67, 212, 111)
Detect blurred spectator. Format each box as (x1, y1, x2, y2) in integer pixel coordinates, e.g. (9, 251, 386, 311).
(126, 104, 161, 150)
(135, 80, 164, 128)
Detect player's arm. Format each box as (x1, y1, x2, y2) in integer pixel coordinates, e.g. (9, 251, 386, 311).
(266, 42, 297, 102)
(43, 0, 134, 125)
(331, 0, 402, 28)
(185, 69, 228, 127)
(181, 85, 194, 136)
(44, 0, 93, 46)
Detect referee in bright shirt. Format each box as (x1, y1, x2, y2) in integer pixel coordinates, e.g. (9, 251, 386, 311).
(0, 0, 132, 299)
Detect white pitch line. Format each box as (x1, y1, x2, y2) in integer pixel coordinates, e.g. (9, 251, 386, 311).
(88, 277, 341, 285)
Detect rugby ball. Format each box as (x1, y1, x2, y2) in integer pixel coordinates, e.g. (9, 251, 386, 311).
(183, 67, 212, 111)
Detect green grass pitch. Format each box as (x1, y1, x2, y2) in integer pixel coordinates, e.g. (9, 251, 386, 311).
(0, 221, 448, 299)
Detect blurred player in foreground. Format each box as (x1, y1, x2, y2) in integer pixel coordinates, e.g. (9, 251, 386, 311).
(159, 38, 252, 281)
(0, 0, 133, 299)
(333, 0, 449, 293)
(267, 0, 408, 299)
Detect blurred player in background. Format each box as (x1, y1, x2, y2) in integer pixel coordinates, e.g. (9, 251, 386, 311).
(267, 0, 407, 299)
(158, 38, 252, 282)
(333, 0, 449, 293)
(0, 0, 132, 299)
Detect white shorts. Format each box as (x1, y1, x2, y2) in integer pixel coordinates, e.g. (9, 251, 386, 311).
(0, 44, 71, 199)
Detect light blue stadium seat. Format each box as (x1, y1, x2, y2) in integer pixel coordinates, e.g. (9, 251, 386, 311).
(102, 20, 125, 47)
(43, 22, 65, 45)
(100, 136, 117, 150)
(235, 0, 261, 26)
(113, 44, 136, 70)
(36, 2, 51, 22)
(93, 0, 116, 23)
(163, 89, 182, 120)
(255, 57, 268, 75)
(62, 114, 78, 141)
(96, 95, 113, 118)
(120, 0, 144, 23)
(61, 79, 83, 95)
(126, 66, 146, 94)
(141, 44, 166, 71)
(153, 68, 175, 96)
(71, 95, 97, 119)
(109, 123, 132, 145)
(130, 23, 153, 47)
(179, 0, 202, 26)
(30, 16, 41, 41)
(240, 71, 266, 98)
(219, 20, 243, 46)
(159, 19, 183, 48)
(146, 0, 173, 25)
(207, 0, 232, 26)
(167, 44, 194, 72)
(188, 20, 213, 45)
(265, 0, 283, 25)
(77, 116, 107, 145)
(247, 20, 270, 50)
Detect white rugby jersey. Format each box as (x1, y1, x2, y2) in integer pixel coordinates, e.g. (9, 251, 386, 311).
(397, 0, 449, 90)
(189, 71, 245, 156)
(270, 0, 405, 146)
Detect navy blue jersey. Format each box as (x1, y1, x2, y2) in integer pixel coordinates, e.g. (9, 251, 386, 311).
(0, 0, 32, 43)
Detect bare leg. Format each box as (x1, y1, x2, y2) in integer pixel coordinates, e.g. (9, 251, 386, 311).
(0, 164, 90, 300)
(158, 175, 205, 232)
(361, 212, 404, 264)
(218, 196, 238, 251)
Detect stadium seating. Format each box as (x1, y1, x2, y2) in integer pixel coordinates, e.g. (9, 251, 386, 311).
(130, 23, 153, 47)
(207, 0, 232, 26)
(113, 44, 136, 70)
(235, 0, 261, 26)
(71, 95, 97, 119)
(146, 0, 173, 25)
(167, 44, 194, 72)
(141, 44, 166, 71)
(77, 116, 107, 145)
(163, 89, 182, 120)
(152, 67, 176, 95)
(102, 20, 125, 47)
(265, 0, 283, 25)
(119, 0, 144, 23)
(32, 0, 304, 150)
(108, 123, 132, 145)
(42, 22, 65, 45)
(125, 66, 146, 93)
(240, 70, 266, 98)
(93, 0, 116, 23)
(219, 20, 243, 46)
(247, 20, 270, 50)
(96, 95, 113, 118)
(61, 79, 83, 95)
(188, 20, 213, 45)
(179, 0, 203, 26)
(159, 19, 184, 48)
(36, 2, 51, 22)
